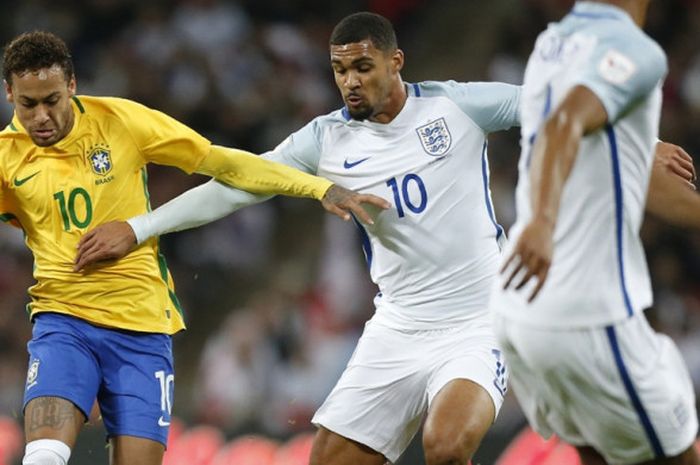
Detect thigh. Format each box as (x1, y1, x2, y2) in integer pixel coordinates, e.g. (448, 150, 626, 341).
(24, 396, 85, 447)
(24, 313, 101, 422)
(109, 435, 165, 465)
(309, 427, 387, 465)
(311, 320, 429, 464)
(97, 329, 174, 447)
(423, 379, 495, 459)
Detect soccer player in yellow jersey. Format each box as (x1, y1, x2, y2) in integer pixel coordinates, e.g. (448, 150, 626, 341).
(0, 31, 388, 465)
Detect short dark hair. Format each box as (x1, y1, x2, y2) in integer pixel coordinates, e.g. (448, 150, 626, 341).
(3, 31, 74, 85)
(330, 12, 398, 52)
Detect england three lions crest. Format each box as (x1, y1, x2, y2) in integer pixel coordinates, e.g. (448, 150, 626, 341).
(89, 145, 113, 176)
(416, 118, 452, 156)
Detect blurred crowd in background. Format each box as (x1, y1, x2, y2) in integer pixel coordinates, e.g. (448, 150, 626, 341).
(0, 0, 699, 463)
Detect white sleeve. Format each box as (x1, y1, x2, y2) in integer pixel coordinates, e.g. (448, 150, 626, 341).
(417, 80, 521, 132)
(127, 120, 323, 244)
(128, 180, 270, 244)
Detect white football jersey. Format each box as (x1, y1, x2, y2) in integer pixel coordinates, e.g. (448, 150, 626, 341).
(264, 81, 520, 329)
(490, 2, 668, 327)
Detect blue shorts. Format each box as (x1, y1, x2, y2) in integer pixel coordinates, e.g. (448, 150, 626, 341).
(23, 313, 174, 446)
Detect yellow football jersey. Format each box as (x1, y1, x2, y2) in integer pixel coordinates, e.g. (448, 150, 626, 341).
(0, 96, 211, 334)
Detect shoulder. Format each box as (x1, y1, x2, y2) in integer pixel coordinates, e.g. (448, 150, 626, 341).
(302, 108, 351, 139)
(74, 95, 153, 117)
(591, 23, 667, 78)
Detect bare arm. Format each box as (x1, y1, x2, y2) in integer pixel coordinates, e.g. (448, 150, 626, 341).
(502, 85, 608, 301)
(647, 152, 700, 229)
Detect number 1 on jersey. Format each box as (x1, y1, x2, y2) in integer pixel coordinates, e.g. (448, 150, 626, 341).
(386, 174, 428, 218)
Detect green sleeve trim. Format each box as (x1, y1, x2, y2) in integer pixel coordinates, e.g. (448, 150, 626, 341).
(8, 122, 18, 132)
(72, 96, 85, 114)
(141, 167, 152, 211)
(156, 241, 184, 318)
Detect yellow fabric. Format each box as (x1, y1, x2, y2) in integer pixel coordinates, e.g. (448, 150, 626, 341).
(197, 145, 333, 200)
(0, 96, 212, 334)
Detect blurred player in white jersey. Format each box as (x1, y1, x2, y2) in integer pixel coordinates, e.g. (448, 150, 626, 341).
(75, 11, 520, 465)
(489, 1, 700, 464)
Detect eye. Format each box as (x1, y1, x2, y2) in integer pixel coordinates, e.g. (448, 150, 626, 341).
(357, 65, 373, 73)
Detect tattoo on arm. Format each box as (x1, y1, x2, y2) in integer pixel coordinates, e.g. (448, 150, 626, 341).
(324, 185, 349, 204)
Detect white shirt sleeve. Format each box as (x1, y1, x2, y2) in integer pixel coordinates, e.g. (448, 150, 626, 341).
(573, 30, 667, 122)
(417, 80, 521, 132)
(128, 180, 269, 244)
(127, 120, 323, 244)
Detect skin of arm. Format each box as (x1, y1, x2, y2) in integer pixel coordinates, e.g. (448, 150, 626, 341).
(501, 85, 608, 301)
(646, 143, 700, 229)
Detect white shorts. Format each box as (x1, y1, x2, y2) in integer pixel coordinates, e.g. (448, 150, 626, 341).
(493, 312, 698, 465)
(311, 316, 507, 463)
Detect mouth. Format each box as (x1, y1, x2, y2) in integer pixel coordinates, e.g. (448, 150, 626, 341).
(33, 128, 56, 140)
(346, 94, 364, 108)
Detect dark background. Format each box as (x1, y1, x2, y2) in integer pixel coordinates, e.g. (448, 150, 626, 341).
(0, 1, 699, 464)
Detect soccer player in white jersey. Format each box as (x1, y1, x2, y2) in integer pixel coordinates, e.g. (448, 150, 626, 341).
(75, 11, 520, 465)
(489, 1, 700, 464)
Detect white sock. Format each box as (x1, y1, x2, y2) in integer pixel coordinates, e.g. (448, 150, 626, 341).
(23, 439, 71, 465)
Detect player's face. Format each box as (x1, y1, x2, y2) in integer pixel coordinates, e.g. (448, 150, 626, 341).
(5, 65, 76, 147)
(330, 39, 403, 121)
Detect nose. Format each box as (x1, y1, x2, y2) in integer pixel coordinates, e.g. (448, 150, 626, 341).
(343, 70, 361, 90)
(34, 104, 50, 125)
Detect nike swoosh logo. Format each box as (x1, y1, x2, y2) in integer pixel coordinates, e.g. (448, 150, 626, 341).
(158, 416, 171, 427)
(14, 171, 40, 187)
(343, 157, 371, 169)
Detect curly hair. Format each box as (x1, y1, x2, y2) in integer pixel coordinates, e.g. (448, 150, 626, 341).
(330, 12, 398, 53)
(3, 31, 74, 85)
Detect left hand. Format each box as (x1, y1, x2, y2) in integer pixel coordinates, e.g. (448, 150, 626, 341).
(655, 141, 696, 190)
(321, 184, 390, 225)
(501, 218, 554, 302)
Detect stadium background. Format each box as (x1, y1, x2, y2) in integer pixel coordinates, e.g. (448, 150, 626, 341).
(0, 0, 699, 463)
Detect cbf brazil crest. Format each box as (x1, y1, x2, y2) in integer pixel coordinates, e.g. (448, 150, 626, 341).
(416, 117, 452, 156)
(88, 145, 113, 176)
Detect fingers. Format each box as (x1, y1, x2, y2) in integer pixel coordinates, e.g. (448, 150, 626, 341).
(348, 203, 375, 225)
(356, 194, 391, 210)
(321, 190, 389, 225)
(323, 202, 351, 222)
(501, 244, 550, 301)
(666, 145, 696, 181)
(669, 160, 695, 182)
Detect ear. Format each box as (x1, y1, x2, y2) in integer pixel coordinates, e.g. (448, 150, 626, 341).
(392, 48, 405, 73)
(67, 76, 76, 97)
(4, 80, 13, 104)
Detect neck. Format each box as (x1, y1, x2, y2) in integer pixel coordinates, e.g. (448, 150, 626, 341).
(369, 76, 407, 124)
(593, 0, 648, 26)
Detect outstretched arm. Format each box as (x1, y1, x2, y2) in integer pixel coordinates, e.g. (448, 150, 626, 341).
(501, 85, 608, 301)
(74, 181, 389, 270)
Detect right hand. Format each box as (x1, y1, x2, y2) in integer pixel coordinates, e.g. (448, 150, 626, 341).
(501, 217, 555, 302)
(74, 221, 137, 271)
(654, 141, 696, 190)
(321, 184, 390, 225)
